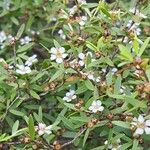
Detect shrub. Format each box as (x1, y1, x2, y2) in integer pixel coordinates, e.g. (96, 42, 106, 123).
(0, 0, 150, 149)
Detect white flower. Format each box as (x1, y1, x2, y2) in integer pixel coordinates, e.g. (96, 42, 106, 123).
(69, 5, 78, 16)
(89, 100, 104, 113)
(120, 86, 125, 94)
(7, 34, 15, 43)
(78, 52, 85, 66)
(127, 20, 141, 35)
(63, 89, 77, 102)
(9, 65, 14, 69)
(104, 139, 121, 150)
(87, 73, 95, 81)
(78, 52, 95, 67)
(51, 16, 57, 22)
(131, 115, 150, 136)
(129, 8, 147, 19)
(25, 55, 37, 66)
(16, 64, 31, 75)
(3, 0, 11, 10)
(20, 36, 32, 45)
(50, 47, 67, 64)
(77, 0, 86, 5)
(28, 29, 40, 35)
(102, 68, 107, 73)
(58, 29, 66, 40)
(95, 77, 101, 83)
(111, 68, 118, 74)
(0, 31, 7, 43)
(77, 16, 87, 26)
(36, 123, 52, 136)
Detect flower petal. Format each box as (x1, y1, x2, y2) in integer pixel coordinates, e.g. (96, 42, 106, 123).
(145, 120, 150, 126)
(98, 106, 104, 112)
(56, 58, 63, 63)
(50, 54, 56, 60)
(135, 128, 144, 135)
(50, 47, 57, 54)
(78, 53, 85, 60)
(145, 127, 150, 134)
(138, 115, 145, 123)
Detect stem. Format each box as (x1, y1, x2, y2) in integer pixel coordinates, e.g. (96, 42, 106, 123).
(61, 128, 86, 148)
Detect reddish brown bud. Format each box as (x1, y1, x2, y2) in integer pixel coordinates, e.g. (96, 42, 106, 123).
(107, 122, 113, 128)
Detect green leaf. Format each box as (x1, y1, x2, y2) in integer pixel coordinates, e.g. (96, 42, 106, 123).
(106, 72, 113, 86)
(83, 129, 90, 147)
(38, 106, 43, 121)
(139, 37, 150, 56)
(133, 37, 139, 55)
(17, 42, 34, 53)
(92, 146, 105, 150)
(31, 72, 45, 83)
(118, 142, 132, 150)
(12, 120, 19, 135)
(16, 24, 25, 39)
(30, 90, 40, 100)
(49, 69, 64, 82)
(146, 66, 150, 81)
(114, 75, 122, 94)
(9, 109, 25, 117)
(86, 41, 97, 51)
(112, 121, 130, 129)
(85, 80, 95, 91)
(97, 37, 104, 49)
(53, 40, 61, 48)
(131, 139, 139, 150)
(61, 116, 75, 130)
(118, 44, 133, 62)
(28, 115, 35, 140)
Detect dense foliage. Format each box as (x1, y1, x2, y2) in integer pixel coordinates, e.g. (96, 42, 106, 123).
(0, 0, 150, 149)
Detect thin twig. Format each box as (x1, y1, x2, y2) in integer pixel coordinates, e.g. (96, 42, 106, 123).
(61, 128, 86, 148)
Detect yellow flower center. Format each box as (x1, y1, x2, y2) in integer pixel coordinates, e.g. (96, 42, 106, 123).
(137, 123, 145, 129)
(56, 49, 62, 58)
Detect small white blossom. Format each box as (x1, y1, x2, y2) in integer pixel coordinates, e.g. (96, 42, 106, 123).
(50, 47, 67, 64)
(7, 34, 15, 43)
(28, 29, 40, 35)
(69, 5, 78, 16)
(20, 36, 32, 45)
(36, 123, 52, 136)
(127, 20, 141, 35)
(95, 77, 101, 83)
(25, 55, 37, 66)
(3, 0, 11, 10)
(120, 86, 125, 94)
(87, 73, 95, 81)
(8, 65, 14, 69)
(89, 100, 104, 113)
(58, 29, 66, 40)
(77, 0, 86, 5)
(0, 31, 7, 43)
(78, 52, 94, 67)
(77, 16, 87, 26)
(51, 16, 57, 22)
(131, 115, 150, 136)
(16, 64, 31, 75)
(63, 89, 77, 102)
(104, 139, 122, 150)
(129, 8, 147, 19)
(78, 53, 85, 66)
(111, 68, 118, 74)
